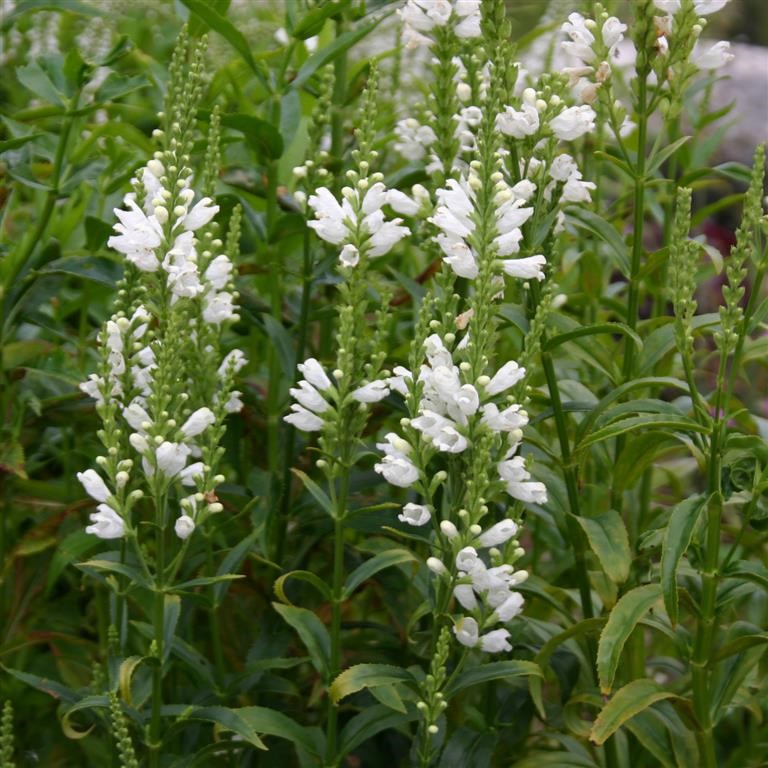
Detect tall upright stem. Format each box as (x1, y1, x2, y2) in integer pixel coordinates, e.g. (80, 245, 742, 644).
(148, 493, 167, 768)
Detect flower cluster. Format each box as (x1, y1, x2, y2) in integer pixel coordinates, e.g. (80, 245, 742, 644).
(430, 171, 545, 281)
(306, 173, 415, 268)
(399, 0, 481, 49)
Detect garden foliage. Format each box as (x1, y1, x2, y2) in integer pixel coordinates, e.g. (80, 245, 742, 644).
(0, 0, 766, 766)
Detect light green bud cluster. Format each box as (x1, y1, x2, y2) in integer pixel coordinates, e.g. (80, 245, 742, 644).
(108, 692, 139, 768)
(0, 700, 14, 768)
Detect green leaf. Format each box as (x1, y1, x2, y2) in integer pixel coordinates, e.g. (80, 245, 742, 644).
(76, 558, 152, 589)
(597, 584, 662, 693)
(61, 695, 109, 740)
(614, 432, 679, 493)
(291, 468, 333, 516)
(272, 602, 330, 676)
(444, 660, 542, 698)
(220, 113, 284, 161)
(213, 530, 257, 606)
(274, 569, 332, 605)
(291, 13, 389, 91)
(260, 313, 295, 378)
(173, 705, 267, 749)
(1, 665, 78, 704)
(712, 633, 768, 663)
(369, 684, 407, 713)
(0, 134, 43, 153)
(565, 206, 630, 276)
(342, 549, 418, 599)
(163, 594, 181, 664)
(173, 574, 244, 590)
(624, 710, 677, 768)
(590, 679, 676, 745)
(647, 135, 690, 176)
(543, 322, 642, 354)
(1, 340, 53, 370)
(16, 60, 64, 105)
(178, 0, 269, 88)
(330, 664, 416, 704)
(661, 494, 709, 625)
(291, 0, 349, 38)
(577, 414, 707, 453)
(38, 255, 122, 286)
(118, 656, 146, 705)
(575, 511, 631, 584)
(235, 706, 319, 755)
(338, 704, 415, 756)
(45, 530, 101, 595)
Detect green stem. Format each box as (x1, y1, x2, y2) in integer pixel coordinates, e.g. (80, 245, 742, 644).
(330, 17, 347, 168)
(324, 462, 351, 768)
(148, 493, 167, 768)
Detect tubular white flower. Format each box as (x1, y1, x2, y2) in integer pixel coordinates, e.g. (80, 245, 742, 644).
(218, 349, 247, 377)
(203, 291, 236, 324)
(456, 546, 480, 572)
(432, 425, 468, 453)
(500, 255, 547, 281)
(478, 519, 519, 547)
(180, 407, 216, 438)
(398, 503, 432, 526)
(496, 103, 540, 139)
(374, 454, 419, 487)
(339, 243, 360, 268)
(481, 403, 528, 432)
(479, 628, 512, 652)
(284, 404, 325, 432)
(86, 504, 124, 539)
(180, 461, 205, 487)
(691, 40, 734, 70)
(453, 616, 480, 647)
(493, 592, 525, 622)
(550, 105, 596, 141)
(129, 432, 150, 454)
(453, 583, 478, 610)
(386, 189, 421, 216)
(352, 380, 390, 403)
(485, 361, 526, 396)
(108, 197, 163, 272)
(297, 358, 332, 391)
(204, 255, 233, 289)
(155, 442, 191, 477)
(290, 380, 329, 413)
(377, 432, 413, 458)
(182, 197, 219, 231)
(77, 469, 111, 503)
(174, 514, 196, 540)
(394, 118, 437, 161)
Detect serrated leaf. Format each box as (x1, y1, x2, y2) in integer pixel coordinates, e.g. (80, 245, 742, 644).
(330, 663, 415, 704)
(597, 584, 662, 693)
(444, 660, 542, 698)
(273, 602, 330, 676)
(342, 548, 417, 599)
(661, 493, 709, 625)
(575, 511, 631, 584)
(590, 679, 676, 744)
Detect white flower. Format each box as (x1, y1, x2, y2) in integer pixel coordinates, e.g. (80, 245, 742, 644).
(297, 358, 332, 391)
(203, 291, 236, 324)
(498, 456, 548, 504)
(175, 514, 196, 540)
(479, 628, 512, 652)
(454, 384, 480, 417)
(456, 546, 480, 572)
(386, 189, 421, 216)
(290, 380, 329, 413)
(367, 219, 410, 257)
(307, 187, 350, 245)
(77, 469, 111, 503)
(218, 349, 247, 377)
(204, 255, 233, 289)
(394, 118, 437, 161)
(374, 455, 419, 487)
(436, 235, 478, 278)
(129, 432, 150, 454)
(180, 407, 216, 438)
(453, 583, 478, 610)
(496, 103, 540, 138)
(432, 425, 468, 453)
(352, 380, 390, 403)
(155, 441, 191, 477)
(561, 12, 596, 64)
(377, 432, 413, 458)
(398, 503, 431, 526)
(550, 105, 596, 141)
(339, 243, 360, 268)
(478, 519, 519, 547)
(481, 403, 528, 432)
(182, 197, 219, 231)
(180, 461, 205, 487)
(694, 0, 730, 13)
(494, 592, 525, 622)
(453, 616, 480, 647)
(86, 504, 124, 539)
(653, 0, 680, 11)
(426, 557, 448, 575)
(284, 404, 325, 432)
(222, 390, 243, 413)
(601, 17, 626, 51)
(691, 40, 734, 70)
(123, 400, 151, 431)
(79, 374, 105, 405)
(387, 366, 413, 396)
(440, 520, 459, 538)
(500, 255, 546, 281)
(108, 197, 163, 272)
(485, 361, 525, 395)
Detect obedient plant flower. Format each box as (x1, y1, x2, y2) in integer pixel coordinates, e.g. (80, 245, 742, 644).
(77, 46, 244, 542)
(690, 40, 734, 69)
(399, 0, 481, 48)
